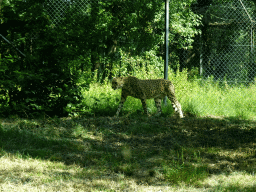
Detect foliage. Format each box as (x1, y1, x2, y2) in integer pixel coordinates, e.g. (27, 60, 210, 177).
(1, 0, 255, 117)
(0, 0, 203, 117)
(0, 0, 83, 117)
(191, 0, 256, 82)
(169, 0, 202, 49)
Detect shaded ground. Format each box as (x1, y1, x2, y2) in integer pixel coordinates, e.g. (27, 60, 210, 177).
(1, 115, 256, 191)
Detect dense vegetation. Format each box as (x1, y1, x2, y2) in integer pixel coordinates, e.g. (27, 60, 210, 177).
(1, 1, 256, 191)
(0, 0, 203, 117)
(1, 0, 255, 117)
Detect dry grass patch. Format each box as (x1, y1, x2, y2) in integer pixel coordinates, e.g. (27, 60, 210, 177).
(199, 172, 256, 191)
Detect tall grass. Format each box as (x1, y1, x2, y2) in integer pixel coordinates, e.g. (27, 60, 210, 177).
(81, 67, 256, 120)
(181, 79, 256, 119)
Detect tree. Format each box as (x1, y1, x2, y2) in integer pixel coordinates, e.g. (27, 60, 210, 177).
(0, 0, 82, 117)
(0, 0, 203, 116)
(191, 0, 256, 82)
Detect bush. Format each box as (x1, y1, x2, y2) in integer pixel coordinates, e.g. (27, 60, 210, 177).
(0, 0, 83, 117)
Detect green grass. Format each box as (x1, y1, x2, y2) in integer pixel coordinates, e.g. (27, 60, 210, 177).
(1, 68, 256, 191)
(1, 116, 256, 191)
(0, 113, 256, 191)
(162, 149, 209, 185)
(180, 80, 256, 119)
(81, 69, 256, 120)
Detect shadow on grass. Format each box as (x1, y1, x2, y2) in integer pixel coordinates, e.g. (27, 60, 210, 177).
(0, 115, 256, 186)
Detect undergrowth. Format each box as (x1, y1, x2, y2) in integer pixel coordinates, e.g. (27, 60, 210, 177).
(80, 67, 256, 120)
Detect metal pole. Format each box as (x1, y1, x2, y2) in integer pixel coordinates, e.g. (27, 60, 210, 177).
(200, 34, 203, 76)
(163, 0, 169, 105)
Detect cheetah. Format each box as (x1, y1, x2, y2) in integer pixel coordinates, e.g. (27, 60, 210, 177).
(112, 76, 184, 118)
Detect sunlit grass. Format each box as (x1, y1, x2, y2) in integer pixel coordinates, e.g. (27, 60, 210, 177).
(199, 172, 256, 192)
(81, 69, 256, 120)
(162, 149, 209, 185)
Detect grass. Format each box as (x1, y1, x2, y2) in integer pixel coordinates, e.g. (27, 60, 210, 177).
(1, 115, 256, 191)
(81, 69, 256, 120)
(181, 80, 256, 119)
(1, 69, 256, 191)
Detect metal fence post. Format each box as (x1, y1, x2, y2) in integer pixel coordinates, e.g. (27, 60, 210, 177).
(163, 0, 169, 105)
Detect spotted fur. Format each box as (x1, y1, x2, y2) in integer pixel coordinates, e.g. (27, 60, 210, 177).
(112, 76, 184, 118)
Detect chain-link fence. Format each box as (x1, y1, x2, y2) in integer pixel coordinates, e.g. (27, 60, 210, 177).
(43, 0, 90, 26)
(42, 0, 166, 80)
(189, 0, 256, 84)
(42, 0, 255, 84)
(1, 0, 256, 117)
(42, 0, 256, 117)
